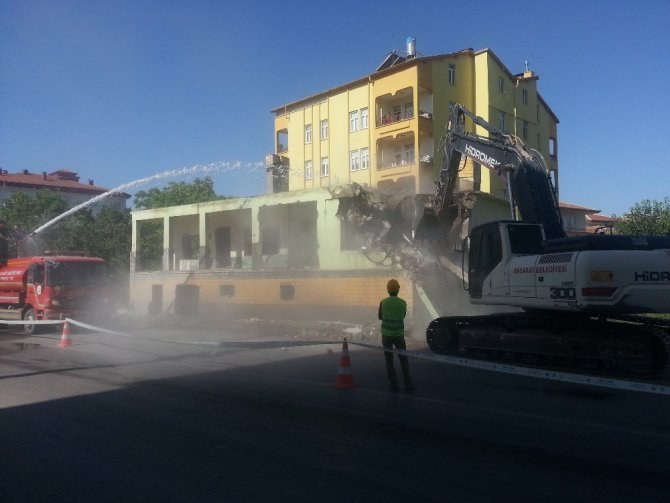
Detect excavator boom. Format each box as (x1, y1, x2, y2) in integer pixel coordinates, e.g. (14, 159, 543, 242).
(431, 103, 565, 241)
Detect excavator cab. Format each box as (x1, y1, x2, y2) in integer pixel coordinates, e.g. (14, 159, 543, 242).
(467, 222, 503, 298)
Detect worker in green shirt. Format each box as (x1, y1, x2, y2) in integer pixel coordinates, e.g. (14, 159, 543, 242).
(378, 278, 414, 393)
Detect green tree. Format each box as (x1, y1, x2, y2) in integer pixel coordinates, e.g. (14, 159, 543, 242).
(0, 190, 71, 255)
(1, 190, 69, 231)
(614, 197, 670, 235)
(133, 177, 227, 270)
(134, 177, 222, 209)
(0, 190, 131, 270)
(51, 207, 132, 271)
(137, 220, 163, 271)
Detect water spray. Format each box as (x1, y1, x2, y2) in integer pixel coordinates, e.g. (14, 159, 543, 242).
(30, 161, 266, 236)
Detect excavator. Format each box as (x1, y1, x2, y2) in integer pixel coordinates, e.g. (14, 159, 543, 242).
(420, 104, 670, 376)
(336, 103, 670, 375)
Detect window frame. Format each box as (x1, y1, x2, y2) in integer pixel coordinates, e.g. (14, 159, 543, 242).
(304, 124, 312, 144)
(360, 148, 369, 170)
(320, 156, 329, 177)
(349, 110, 359, 132)
(360, 108, 368, 129)
(498, 76, 505, 93)
(404, 102, 413, 119)
(404, 143, 414, 164)
(549, 137, 557, 159)
(304, 160, 313, 180)
(320, 119, 328, 140)
(350, 149, 360, 171)
(448, 64, 456, 85)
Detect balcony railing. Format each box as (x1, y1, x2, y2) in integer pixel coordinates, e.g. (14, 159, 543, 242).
(377, 158, 415, 170)
(376, 112, 414, 128)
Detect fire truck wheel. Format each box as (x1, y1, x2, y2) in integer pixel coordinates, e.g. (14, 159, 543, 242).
(23, 308, 42, 335)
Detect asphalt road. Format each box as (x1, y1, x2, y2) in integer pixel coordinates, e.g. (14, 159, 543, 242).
(0, 325, 669, 502)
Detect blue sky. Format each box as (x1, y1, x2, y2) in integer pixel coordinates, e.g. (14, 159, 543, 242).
(1, 0, 669, 216)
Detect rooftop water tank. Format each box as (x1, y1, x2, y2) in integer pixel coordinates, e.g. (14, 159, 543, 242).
(406, 36, 416, 58)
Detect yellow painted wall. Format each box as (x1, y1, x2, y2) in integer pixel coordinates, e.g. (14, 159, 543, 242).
(348, 85, 373, 187)
(370, 66, 418, 189)
(431, 56, 476, 182)
(474, 53, 492, 194)
(129, 273, 414, 318)
(279, 82, 373, 192)
(317, 101, 330, 188)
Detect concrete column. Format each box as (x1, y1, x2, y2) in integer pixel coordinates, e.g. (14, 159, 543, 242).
(130, 217, 138, 273)
(251, 205, 260, 269)
(198, 211, 208, 269)
(162, 216, 170, 271)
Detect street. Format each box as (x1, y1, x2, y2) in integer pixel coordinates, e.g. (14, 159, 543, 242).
(1, 324, 669, 502)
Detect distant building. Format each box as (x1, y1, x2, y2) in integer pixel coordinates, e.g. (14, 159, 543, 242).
(0, 168, 129, 213)
(560, 202, 616, 236)
(586, 213, 618, 234)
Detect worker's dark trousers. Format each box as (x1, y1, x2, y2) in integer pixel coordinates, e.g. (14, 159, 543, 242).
(382, 335, 412, 385)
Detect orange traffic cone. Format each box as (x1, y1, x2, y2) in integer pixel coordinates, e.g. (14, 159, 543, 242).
(334, 337, 357, 389)
(59, 320, 72, 348)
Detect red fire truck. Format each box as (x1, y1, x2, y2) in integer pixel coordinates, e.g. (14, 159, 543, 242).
(0, 253, 114, 334)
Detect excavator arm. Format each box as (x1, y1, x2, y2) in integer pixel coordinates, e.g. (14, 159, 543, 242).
(431, 104, 566, 241)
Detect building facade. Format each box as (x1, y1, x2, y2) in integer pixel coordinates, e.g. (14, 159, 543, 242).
(268, 47, 559, 204)
(129, 45, 560, 331)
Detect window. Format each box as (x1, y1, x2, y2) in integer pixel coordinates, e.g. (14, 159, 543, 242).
(404, 102, 413, 119)
(393, 105, 402, 121)
(350, 150, 360, 171)
(320, 156, 329, 177)
(549, 137, 557, 159)
(280, 284, 295, 300)
(304, 124, 312, 144)
(360, 148, 369, 169)
(448, 64, 456, 85)
(305, 160, 313, 180)
(219, 284, 235, 297)
(522, 120, 528, 140)
(405, 143, 414, 164)
(508, 225, 544, 254)
(394, 146, 402, 166)
(498, 111, 505, 132)
(522, 89, 528, 104)
(360, 108, 368, 129)
(277, 130, 288, 152)
(350, 111, 359, 132)
(320, 119, 328, 140)
(498, 77, 505, 93)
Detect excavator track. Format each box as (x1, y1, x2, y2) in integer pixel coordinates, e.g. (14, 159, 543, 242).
(426, 312, 670, 378)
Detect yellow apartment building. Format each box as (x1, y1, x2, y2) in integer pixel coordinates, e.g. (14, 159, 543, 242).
(129, 43, 559, 332)
(268, 45, 559, 206)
